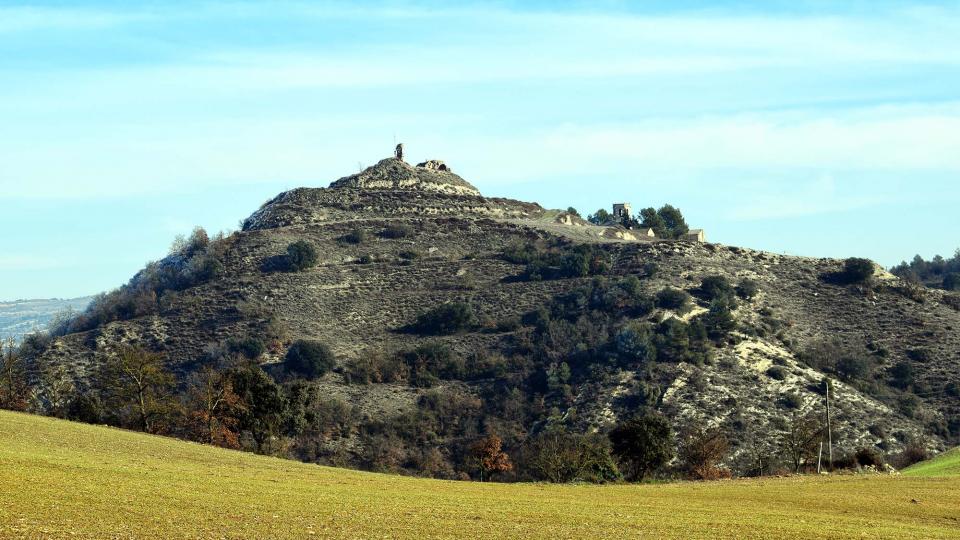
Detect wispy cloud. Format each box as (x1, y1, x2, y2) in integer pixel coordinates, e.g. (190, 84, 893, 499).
(0, 254, 70, 271)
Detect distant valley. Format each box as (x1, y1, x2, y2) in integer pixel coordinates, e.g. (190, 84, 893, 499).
(0, 297, 92, 343)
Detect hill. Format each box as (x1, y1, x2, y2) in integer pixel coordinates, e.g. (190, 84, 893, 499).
(2, 410, 959, 539)
(904, 447, 960, 478)
(17, 155, 960, 479)
(0, 297, 91, 343)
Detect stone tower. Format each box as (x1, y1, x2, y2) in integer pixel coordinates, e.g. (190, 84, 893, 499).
(613, 203, 632, 220)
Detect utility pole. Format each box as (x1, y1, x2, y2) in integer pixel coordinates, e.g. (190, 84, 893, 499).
(825, 378, 833, 472)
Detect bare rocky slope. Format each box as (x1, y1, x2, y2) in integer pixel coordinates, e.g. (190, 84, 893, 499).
(31, 157, 960, 475)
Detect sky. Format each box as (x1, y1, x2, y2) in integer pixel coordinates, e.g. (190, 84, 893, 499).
(1, 1, 959, 300)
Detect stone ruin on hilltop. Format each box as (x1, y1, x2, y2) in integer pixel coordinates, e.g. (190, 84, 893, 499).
(329, 146, 480, 197)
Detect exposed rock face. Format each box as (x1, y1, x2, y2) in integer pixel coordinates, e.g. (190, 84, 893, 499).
(416, 159, 450, 172)
(329, 158, 479, 196)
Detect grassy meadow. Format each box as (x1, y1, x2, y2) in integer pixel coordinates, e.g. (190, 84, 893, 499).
(903, 447, 960, 478)
(1, 410, 958, 539)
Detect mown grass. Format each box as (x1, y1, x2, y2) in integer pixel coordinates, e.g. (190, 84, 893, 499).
(2, 410, 959, 539)
(903, 447, 960, 478)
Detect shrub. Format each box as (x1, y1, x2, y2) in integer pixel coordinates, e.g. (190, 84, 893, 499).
(778, 392, 802, 410)
(678, 427, 730, 480)
(736, 278, 760, 300)
(895, 440, 929, 468)
(700, 300, 736, 341)
(766, 366, 787, 380)
(401, 342, 464, 386)
(285, 340, 336, 379)
(608, 413, 674, 481)
(381, 224, 414, 239)
(228, 337, 266, 360)
(286, 240, 318, 272)
(835, 354, 872, 382)
(398, 250, 420, 260)
(699, 276, 735, 303)
(612, 323, 657, 365)
(889, 360, 915, 389)
(655, 288, 692, 312)
(341, 228, 367, 244)
(841, 258, 875, 284)
(521, 429, 621, 483)
(501, 241, 540, 264)
(854, 447, 884, 468)
(411, 302, 476, 335)
(357, 254, 373, 265)
(345, 352, 409, 384)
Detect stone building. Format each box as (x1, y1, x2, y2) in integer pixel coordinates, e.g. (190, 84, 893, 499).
(612, 203, 632, 221)
(683, 229, 706, 242)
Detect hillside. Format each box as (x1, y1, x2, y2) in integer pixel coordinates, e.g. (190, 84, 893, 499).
(2, 410, 959, 539)
(904, 447, 960, 478)
(0, 297, 91, 343)
(21, 156, 960, 478)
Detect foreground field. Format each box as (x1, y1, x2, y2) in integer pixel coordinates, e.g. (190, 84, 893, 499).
(1, 411, 958, 539)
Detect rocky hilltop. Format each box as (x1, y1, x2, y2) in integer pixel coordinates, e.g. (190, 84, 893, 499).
(25, 156, 960, 478)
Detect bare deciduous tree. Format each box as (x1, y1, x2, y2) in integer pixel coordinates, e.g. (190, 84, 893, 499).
(98, 346, 176, 433)
(780, 412, 824, 473)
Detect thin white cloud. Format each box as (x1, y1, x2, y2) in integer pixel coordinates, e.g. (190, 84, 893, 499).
(0, 255, 69, 271)
(722, 173, 886, 221)
(534, 105, 960, 173)
(0, 6, 152, 34)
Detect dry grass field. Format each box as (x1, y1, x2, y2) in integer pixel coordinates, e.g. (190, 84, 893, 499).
(1, 410, 958, 539)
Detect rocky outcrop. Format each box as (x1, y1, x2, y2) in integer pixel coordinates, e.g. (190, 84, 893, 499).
(330, 158, 479, 196)
(416, 159, 450, 172)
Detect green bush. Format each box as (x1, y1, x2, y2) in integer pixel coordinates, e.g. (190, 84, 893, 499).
(228, 337, 266, 359)
(842, 258, 875, 284)
(655, 288, 691, 312)
(411, 302, 476, 335)
(341, 228, 367, 245)
(286, 240, 318, 272)
(381, 224, 414, 239)
(700, 300, 736, 341)
(608, 413, 674, 481)
(401, 342, 464, 386)
(766, 366, 787, 380)
(889, 360, 914, 389)
(613, 323, 657, 365)
(779, 392, 802, 409)
(835, 354, 872, 381)
(736, 278, 761, 300)
(285, 340, 336, 379)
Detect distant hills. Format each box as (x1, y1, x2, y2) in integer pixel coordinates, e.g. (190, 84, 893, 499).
(0, 297, 92, 343)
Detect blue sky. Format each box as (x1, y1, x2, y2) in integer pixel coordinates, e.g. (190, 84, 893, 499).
(1, 1, 959, 299)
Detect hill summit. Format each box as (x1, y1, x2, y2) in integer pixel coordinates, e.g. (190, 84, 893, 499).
(329, 157, 481, 196)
